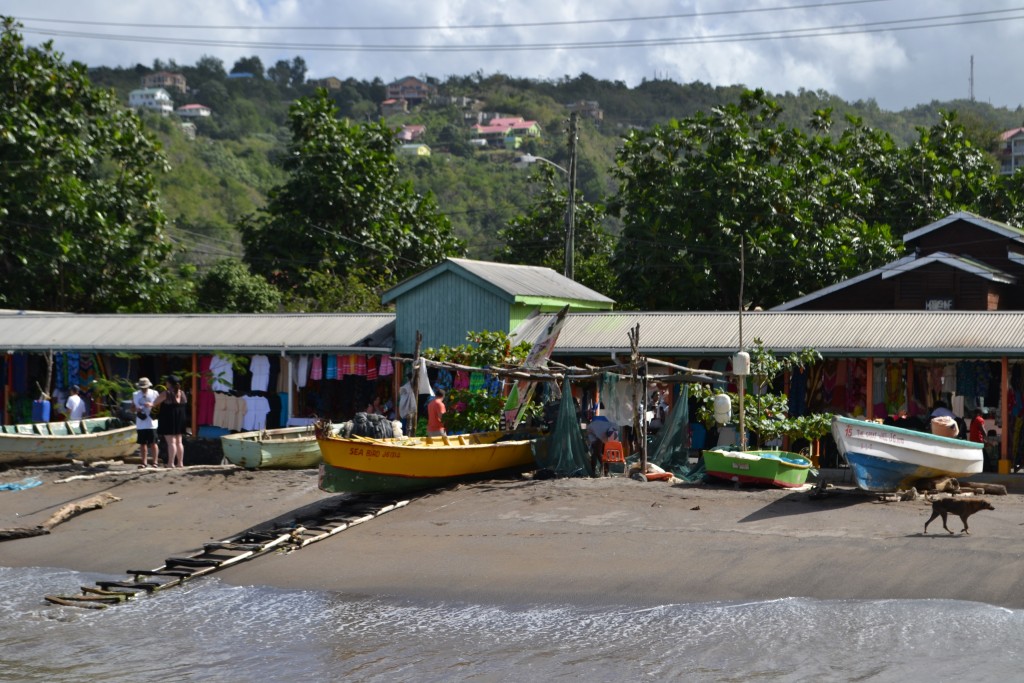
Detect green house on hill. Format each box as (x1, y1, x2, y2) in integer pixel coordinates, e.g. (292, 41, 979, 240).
(382, 258, 614, 354)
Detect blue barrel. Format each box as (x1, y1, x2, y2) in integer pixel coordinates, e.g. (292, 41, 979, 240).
(32, 400, 51, 423)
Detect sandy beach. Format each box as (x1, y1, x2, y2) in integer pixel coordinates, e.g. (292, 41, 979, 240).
(3, 462, 1024, 608)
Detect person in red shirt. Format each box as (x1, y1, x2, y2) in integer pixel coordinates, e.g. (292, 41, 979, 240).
(427, 389, 447, 437)
(968, 408, 986, 443)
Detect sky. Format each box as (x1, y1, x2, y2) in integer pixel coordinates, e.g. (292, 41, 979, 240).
(5, 0, 1024, 112)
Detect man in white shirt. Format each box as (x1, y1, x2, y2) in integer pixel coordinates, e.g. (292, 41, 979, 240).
(64, 385, 86, 420)
(132, 378, 160, 467)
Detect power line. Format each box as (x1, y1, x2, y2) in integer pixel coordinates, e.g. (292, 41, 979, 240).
(16, 7, 1024, 54)
(15, 1, 891, 31)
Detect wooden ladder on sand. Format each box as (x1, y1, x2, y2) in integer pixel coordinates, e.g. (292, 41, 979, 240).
(43, 495, 413, 609)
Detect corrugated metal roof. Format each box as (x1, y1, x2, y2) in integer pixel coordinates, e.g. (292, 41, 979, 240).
(382, 258, 614, 305)
(0, 313, 395, 354)
(512, 310, 1024, 358)
(903, 211, 1024, 243)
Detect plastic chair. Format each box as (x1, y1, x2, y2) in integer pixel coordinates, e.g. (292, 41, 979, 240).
(601, 439, 626, 476)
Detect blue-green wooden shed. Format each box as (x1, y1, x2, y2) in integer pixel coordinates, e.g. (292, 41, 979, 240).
(382, 258, 615, 354)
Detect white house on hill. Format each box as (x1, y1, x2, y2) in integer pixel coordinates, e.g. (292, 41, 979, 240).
(128, 88, 173, 115)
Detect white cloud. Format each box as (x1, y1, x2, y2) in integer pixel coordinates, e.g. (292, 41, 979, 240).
(5, 0, 1024, 111)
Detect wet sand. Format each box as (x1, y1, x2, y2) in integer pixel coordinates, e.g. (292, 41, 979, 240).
(3, 462, 1024, 608)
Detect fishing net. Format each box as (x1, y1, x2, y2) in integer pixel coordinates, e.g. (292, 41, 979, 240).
(647, 384, 705, 482)
(531, 381, 592, 478)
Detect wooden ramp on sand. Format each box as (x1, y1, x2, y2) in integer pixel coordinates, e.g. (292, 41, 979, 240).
(44, 494, 413, 609)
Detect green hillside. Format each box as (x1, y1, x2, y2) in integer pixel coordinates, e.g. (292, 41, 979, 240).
(88, 61, 1024, 269)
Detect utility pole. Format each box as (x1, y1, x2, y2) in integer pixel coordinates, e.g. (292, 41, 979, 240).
(969, 55, 975, 102)
(564, 112, 579, 280)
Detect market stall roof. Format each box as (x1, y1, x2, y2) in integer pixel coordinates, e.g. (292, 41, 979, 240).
(512, 310, 1024, 359)
(0, 313, 395, 355)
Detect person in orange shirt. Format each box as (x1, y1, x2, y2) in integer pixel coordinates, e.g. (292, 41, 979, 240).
(427, 388, 447, 437)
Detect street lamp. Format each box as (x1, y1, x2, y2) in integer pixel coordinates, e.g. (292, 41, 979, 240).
(518, 153, 567, 174)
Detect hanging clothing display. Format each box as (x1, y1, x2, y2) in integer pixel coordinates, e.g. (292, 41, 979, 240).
(249, 354, 270, 393)
(296, 355, 309, 388)
(209, 355, 233, 392)
(378, 355, 394, 377)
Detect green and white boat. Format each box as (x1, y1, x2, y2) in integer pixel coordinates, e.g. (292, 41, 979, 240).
(221, 424, 339, 470)
(703, 448, 813, 488)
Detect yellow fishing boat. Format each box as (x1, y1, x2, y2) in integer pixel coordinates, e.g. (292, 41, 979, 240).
(317, 431, 538, 494)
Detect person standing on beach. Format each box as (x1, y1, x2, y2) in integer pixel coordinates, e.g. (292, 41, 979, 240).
(149, 375, 189, 468)
(132, 378, 160, 467)
(427, 388, 447, 437)
(64, 384, 86, 420)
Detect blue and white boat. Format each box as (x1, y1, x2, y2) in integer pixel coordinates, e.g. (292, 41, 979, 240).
(831, 415, 983, 492)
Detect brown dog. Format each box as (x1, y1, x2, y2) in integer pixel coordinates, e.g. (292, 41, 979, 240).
(924, 497, 995, 535)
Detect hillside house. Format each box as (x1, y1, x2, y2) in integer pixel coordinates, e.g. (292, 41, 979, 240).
(128, 88, 174, 115)
(176, 104, 212, 118)
(397, 124, 426, 142)
(398, 143, 431, 157)
(142, 71, 186, 94)
(385, 76, 436, 106)
(470, 116, 542, 149)
(381, 98, 409, 116)
(309, 76, 342, 90)
(566, 100, 604, 122)
(998, 128, 1024, 176)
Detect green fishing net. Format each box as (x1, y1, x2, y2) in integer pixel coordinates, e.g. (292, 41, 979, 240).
(531, 381, 592, 477)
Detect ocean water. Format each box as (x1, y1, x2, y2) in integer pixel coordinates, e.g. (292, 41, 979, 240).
(3, 566, 1023, 682)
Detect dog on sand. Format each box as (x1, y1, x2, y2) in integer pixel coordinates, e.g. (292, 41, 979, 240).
(923, 497, 995, 535)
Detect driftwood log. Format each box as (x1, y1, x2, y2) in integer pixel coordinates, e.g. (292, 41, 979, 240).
(0, 492, 121, 541)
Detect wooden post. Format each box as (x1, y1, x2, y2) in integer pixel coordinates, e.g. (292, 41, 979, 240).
(866, 357, 875, 420)
(190, 353, 198, 436)
(3, 352, 11, 425)
(1001, 355, 1009, 468)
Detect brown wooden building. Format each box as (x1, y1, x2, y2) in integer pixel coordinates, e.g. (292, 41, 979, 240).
(774, 212, 1024, 312)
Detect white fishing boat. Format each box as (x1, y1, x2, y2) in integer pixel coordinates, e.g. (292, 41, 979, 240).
(831, 415, 983, 492)
(0, 417, 137, 466)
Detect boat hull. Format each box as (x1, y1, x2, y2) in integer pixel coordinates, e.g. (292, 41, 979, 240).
(832, 416, 983, 492)
(703, 449, 812, 488)
(318, 431, 537, 494)
(221, 425, 331, 469)
(0, 418, 137, 466)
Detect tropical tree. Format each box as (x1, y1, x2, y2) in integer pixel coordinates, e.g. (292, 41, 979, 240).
(238, 90, 464, 301)
(495, 163, 617, 298)
(195, 258, 281, 312)
(609, 90, 1014, 312)
(423, 330, 537, 433)
(0, 17, 177, 312)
